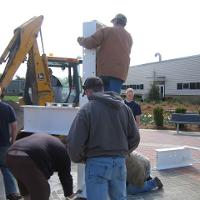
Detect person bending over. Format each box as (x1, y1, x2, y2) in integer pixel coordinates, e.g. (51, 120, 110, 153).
(6, 133, 74, 200)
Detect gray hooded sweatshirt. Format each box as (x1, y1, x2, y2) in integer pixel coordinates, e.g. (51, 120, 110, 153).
(68, 92, 140, 163)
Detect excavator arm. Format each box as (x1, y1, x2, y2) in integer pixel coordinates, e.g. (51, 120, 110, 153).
(0, 15, 54, 105)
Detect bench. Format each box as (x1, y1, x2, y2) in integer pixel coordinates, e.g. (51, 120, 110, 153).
(171, 113, 200, 134)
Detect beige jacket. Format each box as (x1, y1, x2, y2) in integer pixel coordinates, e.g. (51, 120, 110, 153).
(79, 26, 133, 81)
(126, 152, 150, 187)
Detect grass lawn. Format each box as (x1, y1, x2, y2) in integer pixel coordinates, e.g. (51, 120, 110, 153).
(3, 96, 20, 102)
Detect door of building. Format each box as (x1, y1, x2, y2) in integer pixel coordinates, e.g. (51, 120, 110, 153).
(158, 84, 165, 99)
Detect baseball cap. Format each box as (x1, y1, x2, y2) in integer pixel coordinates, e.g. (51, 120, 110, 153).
(111, 13, 127, 25)
(82, 77, 103, 96)
(82, 77, 103, 90)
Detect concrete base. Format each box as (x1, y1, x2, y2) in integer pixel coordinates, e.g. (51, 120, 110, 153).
(23, 105, 79, 135)
(0, 171, 6, 200)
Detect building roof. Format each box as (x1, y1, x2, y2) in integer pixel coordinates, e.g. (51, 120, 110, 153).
(131, 54, 200, 68)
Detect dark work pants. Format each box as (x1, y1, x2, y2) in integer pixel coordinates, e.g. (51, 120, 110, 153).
(6, 154, 50, 200)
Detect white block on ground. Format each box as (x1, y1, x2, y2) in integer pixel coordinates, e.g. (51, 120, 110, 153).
(156, 146, 193, 170)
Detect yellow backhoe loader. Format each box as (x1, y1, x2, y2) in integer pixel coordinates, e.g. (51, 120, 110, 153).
(0, 15, 81, 106)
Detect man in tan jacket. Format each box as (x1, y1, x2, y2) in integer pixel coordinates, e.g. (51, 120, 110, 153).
(126, 152, 163, 195)
(77, 14, 133, 94)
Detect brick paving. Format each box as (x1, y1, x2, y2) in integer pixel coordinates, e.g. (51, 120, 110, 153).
(49, 129, 200, 200)
(129, 129, 200, 200)
(1, 129, 200, 200)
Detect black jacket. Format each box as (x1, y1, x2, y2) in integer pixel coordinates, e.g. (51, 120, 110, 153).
(8, 133, 73, 197)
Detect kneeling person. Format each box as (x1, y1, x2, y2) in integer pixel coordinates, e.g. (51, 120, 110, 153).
(126, 152, 163, 195)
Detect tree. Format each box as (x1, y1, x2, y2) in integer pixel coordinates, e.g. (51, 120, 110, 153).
(15, 75, 25, 80)
(148, 83, 160, 101)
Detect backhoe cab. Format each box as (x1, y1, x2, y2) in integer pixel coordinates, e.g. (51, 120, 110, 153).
(47, 56, 82, 105)
(0, 15, 81, 106)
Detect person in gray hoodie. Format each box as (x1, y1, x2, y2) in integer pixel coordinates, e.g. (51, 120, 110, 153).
(68, 77, 140, 200)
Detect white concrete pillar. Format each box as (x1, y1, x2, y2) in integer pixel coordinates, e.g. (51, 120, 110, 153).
(0, 171, 6, 200)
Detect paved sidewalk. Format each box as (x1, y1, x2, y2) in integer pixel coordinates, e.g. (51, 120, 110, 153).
(127, 129, 200, 200)
(1, 129, 200, 200)
(49, 129, 200, 200)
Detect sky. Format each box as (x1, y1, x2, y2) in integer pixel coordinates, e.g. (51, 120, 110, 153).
(0, 0, 200, 77)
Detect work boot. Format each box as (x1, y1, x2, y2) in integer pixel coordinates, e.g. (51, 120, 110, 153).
(6, 193, 22, 200)
(154, 177, 163, 189)
(146, 175, 153, 181)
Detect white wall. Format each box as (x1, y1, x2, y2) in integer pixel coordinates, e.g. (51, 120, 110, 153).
(126, 54, 200, 97)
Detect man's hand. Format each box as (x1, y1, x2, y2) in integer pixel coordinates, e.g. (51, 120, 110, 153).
(77, 37, 84, 45)
(65, 193, 77, 199)
(10, 121, 17, 144)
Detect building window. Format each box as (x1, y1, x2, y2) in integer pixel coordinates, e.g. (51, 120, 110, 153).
(140, 84, 144, 90)
(183, 83, 189, 89)
(177, 83, 182, 90)
(121, 85, 127, 90)
(190, 82, 200, 89)
(121, 84, 144, 90)
(190, 82, 196, 89)
(178, 82, 200, 90)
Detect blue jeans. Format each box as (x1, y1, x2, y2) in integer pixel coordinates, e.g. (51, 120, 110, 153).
(85, 156, 127, 200)
(0, 146, 18, 195)
(127, 179, 157, 195)
(101, 77, 123, 94)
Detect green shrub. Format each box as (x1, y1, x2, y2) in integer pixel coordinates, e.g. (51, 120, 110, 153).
(148, 83, 160, 102)
(153, 107, 164, 127)
(175, 107, 187, 113)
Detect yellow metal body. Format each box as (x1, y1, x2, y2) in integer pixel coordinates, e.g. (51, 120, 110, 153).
(0, 15, 54, 105)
